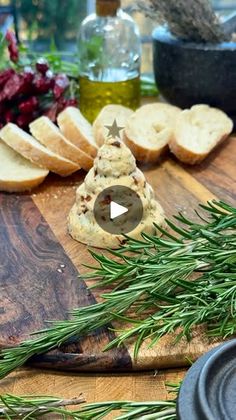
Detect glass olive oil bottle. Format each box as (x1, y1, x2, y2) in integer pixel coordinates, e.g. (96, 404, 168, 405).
(78, 0, 141, 123)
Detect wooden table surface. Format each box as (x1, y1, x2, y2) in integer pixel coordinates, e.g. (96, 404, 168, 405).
(0, 126, 235, 411)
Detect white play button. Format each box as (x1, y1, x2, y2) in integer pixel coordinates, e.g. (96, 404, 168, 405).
(110, 201, 128, 220)
(94, 186, 143, 235)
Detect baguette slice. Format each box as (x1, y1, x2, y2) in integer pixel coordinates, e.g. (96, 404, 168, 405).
(124, 103, 181, 163)
(0, 139, 48, 192)
(29, 116, 93, 171)
(0, 123, 79, 177)
(30, 116, 82, 166)
(93, 104, 133, 146)
(170, 105, 233, 165)
(57, 107, 97, 158)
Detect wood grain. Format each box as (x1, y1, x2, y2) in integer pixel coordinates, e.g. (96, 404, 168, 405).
(0, 194, 131, 371)
(0, 134, 235, 377)
(1, 90, 234, 406)
(30, 137, 235, 370)
(0, 367, 186, 404)
(184, 136, 236, 204)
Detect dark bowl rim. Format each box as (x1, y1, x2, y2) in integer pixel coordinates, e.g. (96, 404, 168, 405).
(196, 339, 236, 419)
(152, 26, 236, 51)
(176, 340, 236, 420)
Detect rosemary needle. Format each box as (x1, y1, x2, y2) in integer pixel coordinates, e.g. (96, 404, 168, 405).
(0, 201, 235, 379)
(0, 384, 180, 419)
(0, 394, 85, 419)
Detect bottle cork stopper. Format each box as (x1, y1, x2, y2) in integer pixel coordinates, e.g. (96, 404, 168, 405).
(96, 0, 121, 17)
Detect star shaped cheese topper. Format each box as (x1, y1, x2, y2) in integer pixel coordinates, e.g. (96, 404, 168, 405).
(105, 119, 124, 139)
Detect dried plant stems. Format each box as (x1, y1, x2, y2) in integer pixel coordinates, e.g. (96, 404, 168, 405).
(138, 0, 228, 43)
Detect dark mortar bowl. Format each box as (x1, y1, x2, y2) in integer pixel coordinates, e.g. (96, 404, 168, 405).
(152, 27, 236, 122)
(177, 340, 236, 420)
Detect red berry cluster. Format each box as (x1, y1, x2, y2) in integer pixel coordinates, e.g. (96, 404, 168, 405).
(0, 31, 78, 129)
(5, 30, 19, 63)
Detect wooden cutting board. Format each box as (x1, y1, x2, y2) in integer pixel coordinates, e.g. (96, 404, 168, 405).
(0, 136, 235, 372)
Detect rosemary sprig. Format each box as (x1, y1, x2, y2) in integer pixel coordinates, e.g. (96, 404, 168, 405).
(76, 400, 177, 420)
(0, 394, 85, 419)
(0, 201, 235, 379)
(0, 384, 180, 419)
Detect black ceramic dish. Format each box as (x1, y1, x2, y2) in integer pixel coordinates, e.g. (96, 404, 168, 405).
(152, 27, 236, 124)
(177, 339, 236, 420)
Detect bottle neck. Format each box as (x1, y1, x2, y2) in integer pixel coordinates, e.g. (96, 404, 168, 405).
(96, 0, 121, 17)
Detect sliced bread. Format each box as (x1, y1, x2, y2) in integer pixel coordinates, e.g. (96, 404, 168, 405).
(0, 139, 49, 192)
(169, 105, 233, 165)
(29, 116, 81, 164)
(124, 103, 181, 163)
(57, 107, 98, 158)
(0, 123, 80, 177)
(93, 104, 134, 146)
(29, 116, 93, 171)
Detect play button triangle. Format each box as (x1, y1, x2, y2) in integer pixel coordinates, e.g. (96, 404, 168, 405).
(110, 201, 128, 220)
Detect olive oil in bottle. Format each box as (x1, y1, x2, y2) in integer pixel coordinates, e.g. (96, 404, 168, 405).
(79, 76, 140, 123)
(78, 0, 141, 123)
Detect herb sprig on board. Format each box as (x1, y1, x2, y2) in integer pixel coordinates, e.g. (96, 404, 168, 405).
(0, 395, 85, 419)
(75, 399, 177, 420)
(0, 384, 179, 419)
(0, 200, 235, 379)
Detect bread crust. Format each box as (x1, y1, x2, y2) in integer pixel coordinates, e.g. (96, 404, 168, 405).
(0, 174, 47, 192)
(169, 133, 230, 165)
(0, 139, 49, 192)
(30, 116, 93, 171)
(29, 117, 84, 167)
(123, 103, 181, 163)
(170, 105, 233, 165)
(0, 123, 80, 177)
(57, 107, 97, 158)
(124, 132, 169, 163)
